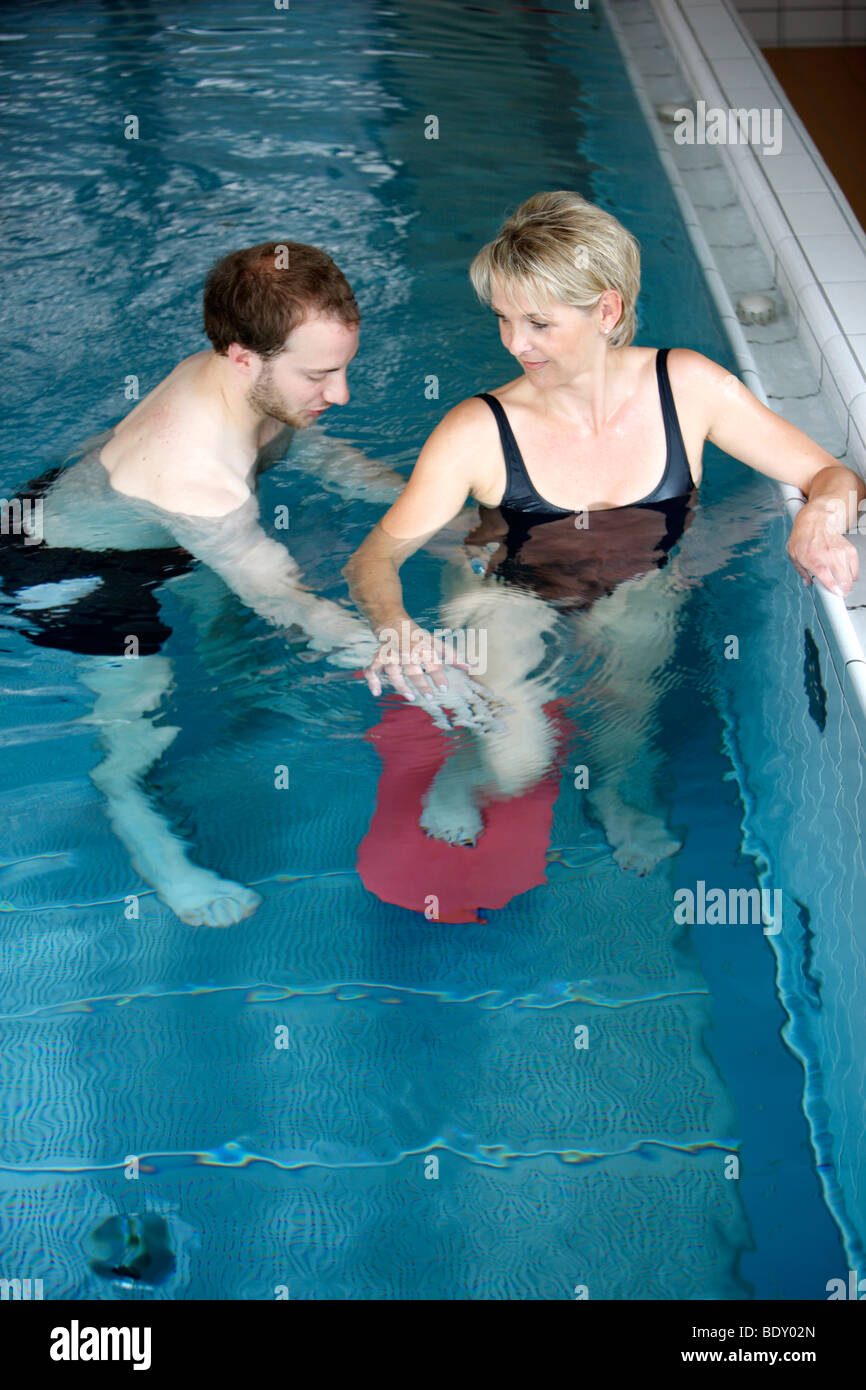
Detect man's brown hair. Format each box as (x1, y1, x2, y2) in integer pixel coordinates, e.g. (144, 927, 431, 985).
(203, 241, 360, 358)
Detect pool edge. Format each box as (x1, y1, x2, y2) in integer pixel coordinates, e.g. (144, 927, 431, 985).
(603, 0, 866, 754)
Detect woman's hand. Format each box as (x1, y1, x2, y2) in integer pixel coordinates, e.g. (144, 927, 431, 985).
(787, 501, 859, 598)
(364, 623, 466, 700)
(364, 623, 505, 731)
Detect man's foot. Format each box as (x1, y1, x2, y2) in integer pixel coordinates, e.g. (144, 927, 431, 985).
(591, 794, 682, 876)
(155, 867, 262, 926)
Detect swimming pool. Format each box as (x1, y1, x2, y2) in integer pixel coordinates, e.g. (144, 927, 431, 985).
(1, 0, 862, 1300)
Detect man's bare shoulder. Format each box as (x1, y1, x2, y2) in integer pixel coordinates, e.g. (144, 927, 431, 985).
(107, 448, 252, 520)
(109, 475, 250, 519)
(100, 352, 253, 517)
(103, 352, 215, 452)
(108, 352, 211, 434)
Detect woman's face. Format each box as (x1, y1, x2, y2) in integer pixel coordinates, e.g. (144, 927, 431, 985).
(489, 275, 617, 386)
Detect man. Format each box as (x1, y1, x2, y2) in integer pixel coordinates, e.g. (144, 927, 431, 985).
(97, 238, 403, 633)
(1, 241, 409, 926)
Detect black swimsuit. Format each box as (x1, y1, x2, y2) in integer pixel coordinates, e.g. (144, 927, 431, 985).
(466, 348, 698, 610)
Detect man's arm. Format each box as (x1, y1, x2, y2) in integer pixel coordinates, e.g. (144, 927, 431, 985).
(279, 426, 407, 503)
(167, 492, 376, 663)
(255, 419, 477, 559)
(253, 420, 295, 474)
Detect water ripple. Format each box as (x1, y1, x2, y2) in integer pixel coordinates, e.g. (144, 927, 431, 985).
(0, 842, 610, 914)
(0, 1133, 738, 1180)
(0, 977, 709, 1023)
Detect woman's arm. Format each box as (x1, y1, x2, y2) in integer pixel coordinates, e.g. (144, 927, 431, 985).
(343, 397, 491, 699)
(676, 349, 864, 596)
(782, 466, 863, 596)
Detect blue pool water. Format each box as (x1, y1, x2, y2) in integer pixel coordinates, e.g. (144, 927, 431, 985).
(1, 0, 864, 1299)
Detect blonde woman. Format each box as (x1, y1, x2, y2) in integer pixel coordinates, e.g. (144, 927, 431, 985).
(345, 191, 862, 874)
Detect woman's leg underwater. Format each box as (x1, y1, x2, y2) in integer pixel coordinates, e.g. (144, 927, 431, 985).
(420, 570, 563, 845)
(570, 561, 690, 874)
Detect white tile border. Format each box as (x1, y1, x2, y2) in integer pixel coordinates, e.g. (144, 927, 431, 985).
(650, 0, 866, 452)
(842, 660, 866, 752)
(602, 0, 866, 751)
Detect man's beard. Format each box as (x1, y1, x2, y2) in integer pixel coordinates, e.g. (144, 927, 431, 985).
(247, 362, 310, 430)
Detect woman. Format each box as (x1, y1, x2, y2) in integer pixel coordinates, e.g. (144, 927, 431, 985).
(345, 190, 862, 883)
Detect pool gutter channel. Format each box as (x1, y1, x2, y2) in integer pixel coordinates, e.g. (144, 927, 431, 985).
(603, 0, 866, 753)
(603, 0, 866, 1279)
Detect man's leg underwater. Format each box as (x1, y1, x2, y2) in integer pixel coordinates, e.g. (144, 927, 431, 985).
(75, 653, 261, 926)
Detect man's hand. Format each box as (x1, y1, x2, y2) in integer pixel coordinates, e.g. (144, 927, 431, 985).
(291, 594, 379, 665)
(787, 500, 860, 598)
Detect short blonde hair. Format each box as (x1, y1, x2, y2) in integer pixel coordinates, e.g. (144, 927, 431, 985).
(469, 191, 641, 348)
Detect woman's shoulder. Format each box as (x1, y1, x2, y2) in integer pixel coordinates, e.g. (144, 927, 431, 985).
(428, 389, 514, 438)
(624, 344, 720, 374)
(411, 392, 513, 498)
(622, 344, 710, 388)
(661, 346, 727, 385)
(662, 347, 737, 421)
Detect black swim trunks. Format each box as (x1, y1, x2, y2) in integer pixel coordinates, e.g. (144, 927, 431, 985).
(0, 466, 195, 657)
